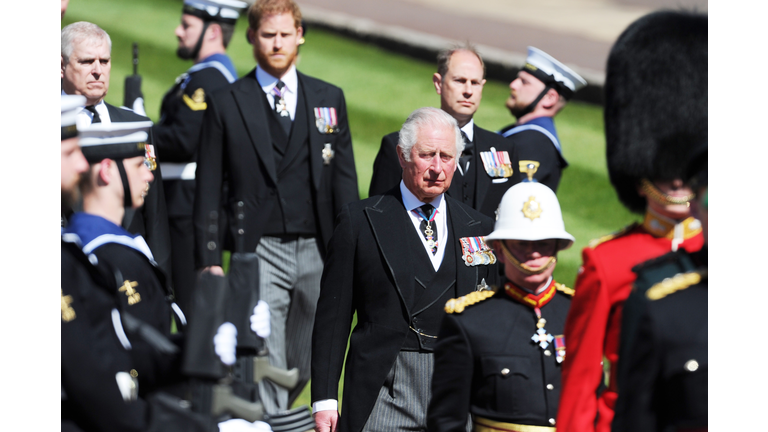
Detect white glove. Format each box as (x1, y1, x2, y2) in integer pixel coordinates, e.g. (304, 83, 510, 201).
(218, 419, 273, 432)
(213, 322, 238, 366)
(250, 300, 271, 338)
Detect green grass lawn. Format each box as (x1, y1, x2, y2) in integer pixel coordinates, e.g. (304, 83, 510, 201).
(64, 0, 640, 410)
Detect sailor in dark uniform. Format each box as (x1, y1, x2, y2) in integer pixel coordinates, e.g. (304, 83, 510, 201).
(428, 171, 575, 432)
(152, 0, 248, 315)
(611, 141, 708, 432)
(498, 47, 587, 192)
(62, 121, 189, 395)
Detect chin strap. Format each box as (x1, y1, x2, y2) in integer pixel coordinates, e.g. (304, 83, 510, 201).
(115, 160, 133, 208)
(514, 84, 552, 119)
(500, 242, 557, 276)
(190, 21, 211, 60)
(640, 179, 695, 206)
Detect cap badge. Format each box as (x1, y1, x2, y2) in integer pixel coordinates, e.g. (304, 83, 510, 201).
(119, 280, 142, 305)
(314, 107, 339, 134)
(522, 196, 542, 221)
(460, 236, 496, 267)
(61, 289, 76, 322)
(322, 143, 335, 165)
(480, 147, 514, 178)
(519, 160, 540, 182)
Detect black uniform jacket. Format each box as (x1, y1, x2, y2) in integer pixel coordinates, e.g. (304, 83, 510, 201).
(107, 103, 174, 280)
(427, 284, 572, 431)
(612, 248, 708, 432)
(499, 118, 566, 193)
(193, 68, 359, 268)
(154, 65, 233, 218)
(311, 188, 498, 432)
(368, 125, 521, 217)
(62, 238, 149, 432)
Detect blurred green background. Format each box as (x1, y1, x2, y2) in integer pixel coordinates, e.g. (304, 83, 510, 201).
(63, 0, 640, 409)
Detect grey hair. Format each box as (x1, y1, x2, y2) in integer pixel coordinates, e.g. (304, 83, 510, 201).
(398, 107, 464, 162)
(61, 21, 112, 64)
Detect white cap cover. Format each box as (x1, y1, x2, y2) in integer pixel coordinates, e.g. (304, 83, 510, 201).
(61, 94, 86, 139)
(486, 181, 574, 251)
(183, 0, 248, 22)
(523, 46, 587, 98)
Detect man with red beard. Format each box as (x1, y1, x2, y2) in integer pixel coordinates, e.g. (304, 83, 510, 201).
(193, 0, 359, 414)
(556, 10, 707, 432)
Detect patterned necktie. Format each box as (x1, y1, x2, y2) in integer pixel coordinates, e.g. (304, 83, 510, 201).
(85, 105, 101, 124)
(272, 80, 292, 135)
(459, 131, 473, 175)
(417, 204, 438, 255)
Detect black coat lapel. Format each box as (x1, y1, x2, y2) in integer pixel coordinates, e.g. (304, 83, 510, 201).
(232, 71, 278, 184)
(364, 189, 415, 314)
(446, 197, 482, 297)
(298, 72, 325, 190)
(474, 125, 492, 211)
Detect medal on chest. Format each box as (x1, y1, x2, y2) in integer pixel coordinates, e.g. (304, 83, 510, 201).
(276, 98, 289, 117)
(504, 281, 561, 353)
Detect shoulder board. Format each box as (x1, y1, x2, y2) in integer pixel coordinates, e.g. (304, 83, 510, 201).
(445, 289, 497, 314)
(555, 282, 574, 296)
(645, 269, 707, 301)
(587, 222, 639, 249)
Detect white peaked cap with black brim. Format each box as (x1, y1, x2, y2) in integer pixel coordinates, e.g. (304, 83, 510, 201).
(79, 121, 154, 163)
(62, 94, 86, 140)
(522, 47, 587, 99)
(183, 0, 249, 23)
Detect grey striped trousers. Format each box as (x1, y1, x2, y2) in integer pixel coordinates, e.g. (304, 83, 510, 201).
(256, 235, 323, 414)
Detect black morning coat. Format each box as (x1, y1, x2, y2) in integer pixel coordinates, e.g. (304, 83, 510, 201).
(193, 68, 359, 268)
(368, 125, 522, 218)
(311, 187, 499, 432)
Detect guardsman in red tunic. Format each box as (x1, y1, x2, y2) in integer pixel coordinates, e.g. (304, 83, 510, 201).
(556, 10, 708, 432)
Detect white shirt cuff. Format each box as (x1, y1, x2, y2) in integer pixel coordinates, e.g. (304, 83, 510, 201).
(312, 399, 338, 414)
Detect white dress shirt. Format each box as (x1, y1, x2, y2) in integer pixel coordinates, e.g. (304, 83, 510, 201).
(399, 181, 448, 271)
(61, 90, 111, 128)
(256, 65, 298, 120)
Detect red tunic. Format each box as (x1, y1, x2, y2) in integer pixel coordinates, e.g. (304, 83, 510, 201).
(556, 211, 703, 432)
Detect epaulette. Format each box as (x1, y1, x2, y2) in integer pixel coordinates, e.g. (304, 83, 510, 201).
(587, 222, 639, 249)
(555, 282, 574, 296)
(645, 269, 707, 301)
(445, 289, 497, 314)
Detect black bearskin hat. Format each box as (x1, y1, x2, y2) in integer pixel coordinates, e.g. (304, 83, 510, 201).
(604, 10, 707, 214)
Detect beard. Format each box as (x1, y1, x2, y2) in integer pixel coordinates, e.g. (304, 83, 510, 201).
(505, 96, 526, 119)
(176, 45, 195, 60)
(61, 188, 80, 220)
(255, 47, 297, 77)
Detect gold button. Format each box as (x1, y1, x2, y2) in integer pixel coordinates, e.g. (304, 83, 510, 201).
(684, 360, 699, 372)
(546, 384, 554, 390)
(130, 369, 138, 378)
(544, 350, 551, 356)
(501, 368, 510, 376)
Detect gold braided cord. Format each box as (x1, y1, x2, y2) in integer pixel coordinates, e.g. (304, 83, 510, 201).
(500, 242, 556, 276)
(640, 179, 696, 206)
(645, 269, 707, 301)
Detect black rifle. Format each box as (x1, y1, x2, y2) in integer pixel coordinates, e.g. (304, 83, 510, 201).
(123, 42, 144, 110)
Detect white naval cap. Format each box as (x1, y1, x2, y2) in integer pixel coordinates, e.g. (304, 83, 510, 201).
(522, 47, 587, 99)
(79, 121, 154, 163)
(183, 0, 249, 23)
(62, 94, 86, 140)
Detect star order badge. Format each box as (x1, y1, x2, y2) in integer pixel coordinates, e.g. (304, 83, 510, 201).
(522, 196, 543, 220)
(322, 143, 335, 165)
(314, 107, 339, 134)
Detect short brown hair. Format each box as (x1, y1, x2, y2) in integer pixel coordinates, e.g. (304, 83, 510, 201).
(436, 43, 485, 79)
(248, 0, 302, 31)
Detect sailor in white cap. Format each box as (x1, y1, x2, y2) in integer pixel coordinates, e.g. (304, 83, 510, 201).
(61, 94, 89, 216)
(428, 170, 575, 431)
(148, 0, 248, 317)
(498, 47, 587, 193)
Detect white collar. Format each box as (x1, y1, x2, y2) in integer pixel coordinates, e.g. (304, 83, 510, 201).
(400, 180, 445, 213)
(256, 65, 298, 94)
(460, 118, 475, 142)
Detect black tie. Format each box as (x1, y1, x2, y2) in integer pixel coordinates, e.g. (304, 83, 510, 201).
(85, 105, 101, 124)
(418, 204, 438, 255)
(272, 80, 292, 136)
(459, 131, 473, 175)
